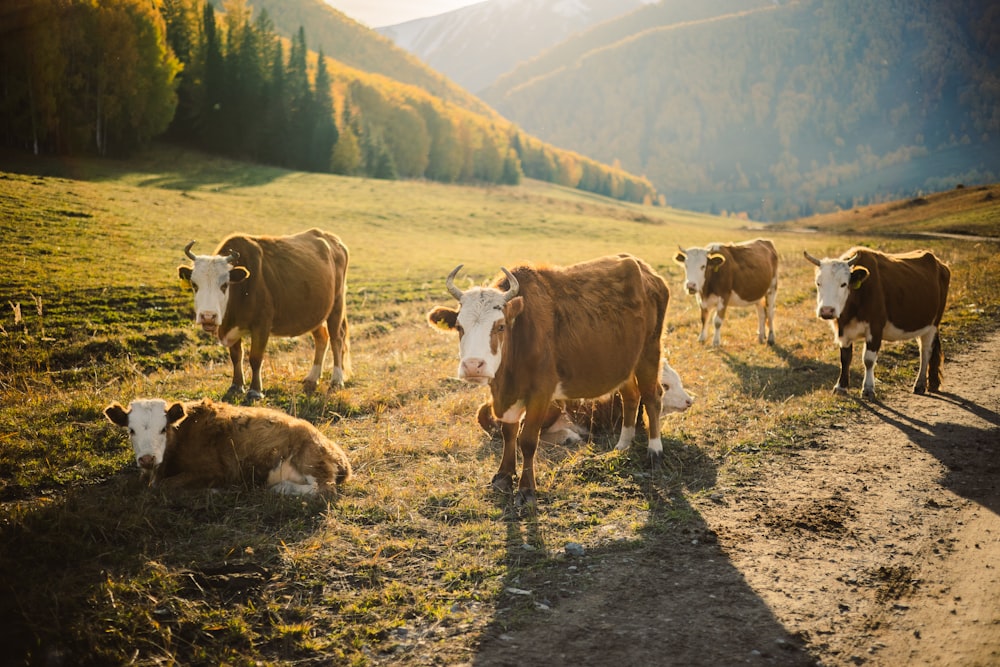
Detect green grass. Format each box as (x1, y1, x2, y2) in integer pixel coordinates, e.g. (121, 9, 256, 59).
(1, 145, 998, 665)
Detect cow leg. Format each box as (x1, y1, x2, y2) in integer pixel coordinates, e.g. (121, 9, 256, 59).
(614, 377, 641, 453)
(712, 302, 727, 347)
(226, 340, 246, 398)
(635, 357, 665, 468)
(765, 277, 777, 345)
(861, 337, 881, 400)
(515, 407, 547, 508)
(492, 420, 520, 494)
(697, 306, 711, 343)
(327, 301, 350, 388)
(304, 324, 329, 395)
(928, 329, 944, 393)
(755, 301, 768, 344)
(246, 330, 270, 402)
(834, 345, 852, 394)
(913, 327, 937, 394)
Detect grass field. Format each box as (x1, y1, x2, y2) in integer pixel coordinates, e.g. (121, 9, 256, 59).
(1, 146, 998, 665)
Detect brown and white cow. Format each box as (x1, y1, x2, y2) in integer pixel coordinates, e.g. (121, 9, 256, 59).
(476, 358, 695, 445)
(674, 238, 778, 346)
(804, 247, 950, 400)
(104, 398, 352, 494)
(427, 254, 670, 506)
(178, 228, 350, 401)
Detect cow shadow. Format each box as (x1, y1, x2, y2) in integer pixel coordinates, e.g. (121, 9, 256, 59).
(720, 343, 839, 401)
(857, 396, 1000, 514)
(474, 462, 815, 666)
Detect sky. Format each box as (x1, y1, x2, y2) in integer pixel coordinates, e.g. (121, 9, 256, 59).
(323, 1, 485, 28)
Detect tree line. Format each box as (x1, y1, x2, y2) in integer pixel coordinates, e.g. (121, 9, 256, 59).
(0, 0, 659, 204)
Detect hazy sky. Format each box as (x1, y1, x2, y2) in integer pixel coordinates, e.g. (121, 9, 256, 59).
(323, 1, 485, 28)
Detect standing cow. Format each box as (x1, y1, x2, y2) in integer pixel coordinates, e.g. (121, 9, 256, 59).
(104, 398, 352, 494)
(674, 238, 778, 346)
(804, 247, 950, 400)
(178, 228, 350, 401)
(427, 254, 670, 507)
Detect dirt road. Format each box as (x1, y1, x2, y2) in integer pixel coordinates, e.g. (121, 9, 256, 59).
(474, 330, 1000, 666)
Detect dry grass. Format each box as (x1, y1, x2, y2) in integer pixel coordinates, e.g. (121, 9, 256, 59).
(1, 146, 998, 665)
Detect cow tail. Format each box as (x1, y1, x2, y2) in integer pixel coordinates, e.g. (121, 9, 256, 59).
(928, 330, 943, 392)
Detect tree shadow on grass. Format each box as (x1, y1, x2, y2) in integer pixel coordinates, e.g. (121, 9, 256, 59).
(0, 474, 333, 665)
(473, 438, 816, 666)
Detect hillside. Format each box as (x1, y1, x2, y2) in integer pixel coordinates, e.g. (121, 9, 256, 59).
(480, 0, 1000, 220)
(377, 0, 650, 94)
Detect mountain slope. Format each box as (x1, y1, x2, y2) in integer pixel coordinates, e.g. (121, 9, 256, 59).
(481, 0, 1000, 219)
(377, 0, 651, 94)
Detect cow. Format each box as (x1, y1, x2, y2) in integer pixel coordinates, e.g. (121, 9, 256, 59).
(476, 358, 695, 445)
(178, 228, 350, 402)
(804, 247, 950, 400)
(104, 398, 352, 494)
(674, 238, 778, 346)
(427, 254, 670, 507)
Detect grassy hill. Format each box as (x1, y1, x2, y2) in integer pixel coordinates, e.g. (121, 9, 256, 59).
(1, 148, 998, 664)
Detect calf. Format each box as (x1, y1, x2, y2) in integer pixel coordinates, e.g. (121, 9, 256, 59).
(804, 247, 950, 399)
(477, 358, 695, 445)
(674, 238, 778, 346)
(105, 398, 352, 495)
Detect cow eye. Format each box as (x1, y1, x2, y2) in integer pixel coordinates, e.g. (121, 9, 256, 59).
(160, 427, 167, 434)
(128, 428, 135, 435)
(840, 282, 847, 288)
(456, 325, 464, 336)
(662, 384, 671, 391)
(191, 282, 199, 293)
(496, 324, 505, 333)
(220, 283, 228, 293)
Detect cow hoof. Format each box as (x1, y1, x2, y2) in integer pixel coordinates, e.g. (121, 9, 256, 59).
(246, 389, 264, 402)
(928, 382, 941, 393)
(832, 386, 849, 396)
(862, 389, 876, 401)
(913, 383, 926, 395)
(514, 489, 537, 509)
(491, 473, 514, 494)
(302, 379, 318, 395)
(648, 449, 663, 469)
(224, 384, 244, 400)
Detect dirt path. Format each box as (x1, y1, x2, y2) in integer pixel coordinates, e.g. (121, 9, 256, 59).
(474, 330, 1000, 666)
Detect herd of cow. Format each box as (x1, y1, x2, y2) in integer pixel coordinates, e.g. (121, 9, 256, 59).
(104, 228, 950, 507)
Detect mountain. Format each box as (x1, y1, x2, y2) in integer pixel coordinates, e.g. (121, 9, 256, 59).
(479, 0, 1000, 220)
(377, 0, 653, 94)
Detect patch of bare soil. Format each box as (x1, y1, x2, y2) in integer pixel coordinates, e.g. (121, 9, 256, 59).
(473, 330, 1000, 666)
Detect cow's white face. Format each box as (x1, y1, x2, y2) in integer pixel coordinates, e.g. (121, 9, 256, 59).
(428, 287, 523, 385)
(812, 259, 869, 320)
(104, 399, 186, 470)
(660, 360, 695, 413)
(178, 255, 249, 337)
(674, 247, 723, 295)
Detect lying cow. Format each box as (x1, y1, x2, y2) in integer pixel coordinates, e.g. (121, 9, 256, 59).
(428, 254, 670, 506)
(104, 398, 352, 494)
(804, 247, 950, 399)
(476, 358, 695, 445)
(178, 228, 350, 401)
(674, 238, 778, 346)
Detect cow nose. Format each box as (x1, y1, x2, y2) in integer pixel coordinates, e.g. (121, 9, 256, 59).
(198, 312, 217, 324)
(460, 358, 487, 377)
(685, 396, 694, 407)
(818, 306, 836, 320)
(137, 454, 155, 469)
(686, 282, 697, 293)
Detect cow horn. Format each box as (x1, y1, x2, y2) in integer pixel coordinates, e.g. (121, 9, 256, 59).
(446, 264, 465, 300)
(184, 240, 197, 260)
(501, 268, 519, 303)
(845, 253, 859, 266)
(803, 250, 821, 266)
(225, 249, 240, 264)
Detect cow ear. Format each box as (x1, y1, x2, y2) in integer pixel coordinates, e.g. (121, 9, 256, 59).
(673, 251, 686, 264)
(850, 266, 870, 289)
(708, 253, 726, 272)
(104, 402, 130, 427)
(228, 266, 250, 284)
(427, 306, 459, 331)
(178, 266, 192, 282)
(505, 296, 525, 322)
(165, 402, 187, 425)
